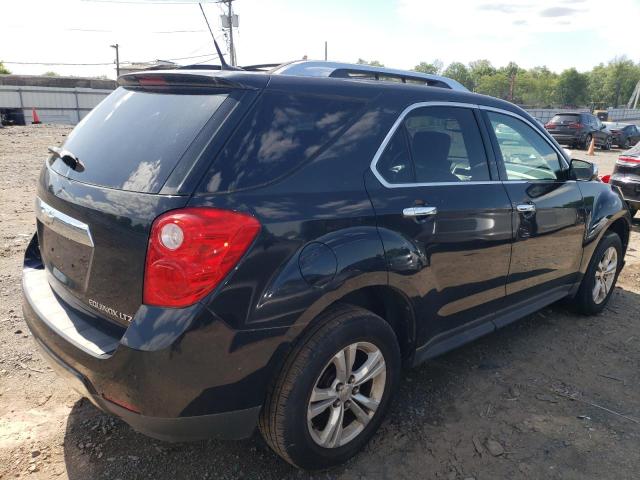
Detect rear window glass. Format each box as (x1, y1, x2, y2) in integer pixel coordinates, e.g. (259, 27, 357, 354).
(51, 87, 228, 193)
(201, 91, 364, 193)
(550, 114, 580, 123)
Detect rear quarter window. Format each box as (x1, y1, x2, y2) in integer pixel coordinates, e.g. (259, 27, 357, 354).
(200, 91, 365, 193)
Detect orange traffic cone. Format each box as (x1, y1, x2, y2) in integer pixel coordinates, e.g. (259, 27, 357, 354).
(31, 108, 41, 124)
(587, 137, 595, 156)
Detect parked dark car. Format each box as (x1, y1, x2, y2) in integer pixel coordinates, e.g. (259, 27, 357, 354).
(603, 122, 640, 149)
(545, 112, 613, 150)
(609, 142, 640, 217)
(22, 61, 631, 470)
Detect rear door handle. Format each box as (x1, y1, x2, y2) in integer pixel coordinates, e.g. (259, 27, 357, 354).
(403, 206, 437, 217)
(516, 204, 536, 213)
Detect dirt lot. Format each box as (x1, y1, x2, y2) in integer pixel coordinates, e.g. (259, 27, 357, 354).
(1, 124, 639, 479)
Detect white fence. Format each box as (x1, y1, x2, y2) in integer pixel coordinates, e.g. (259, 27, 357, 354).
(605, 108, 640, 122)
(0, 85, 112, 124)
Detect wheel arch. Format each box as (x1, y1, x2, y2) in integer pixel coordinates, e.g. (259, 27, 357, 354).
(607, 216, 630, 254)
(279, 284, 417, 372)
(337, 285, 416, 363)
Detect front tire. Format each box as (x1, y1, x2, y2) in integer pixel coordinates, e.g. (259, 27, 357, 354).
(259, 305, 401, 470)
(573, 232, 622, 315)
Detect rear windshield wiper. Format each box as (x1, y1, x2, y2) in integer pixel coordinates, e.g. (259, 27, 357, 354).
(48, 146, 85, 172)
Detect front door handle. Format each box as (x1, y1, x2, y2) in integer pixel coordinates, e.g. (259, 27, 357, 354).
(403, 206, 437, 217)
(516, 203, 536, 213)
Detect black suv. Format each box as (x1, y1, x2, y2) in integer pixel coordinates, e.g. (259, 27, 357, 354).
(22, 61, 631, 470)
(545, 112, 613, 150)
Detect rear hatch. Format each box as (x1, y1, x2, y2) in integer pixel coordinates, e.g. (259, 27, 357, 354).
(35, 72, 262, 327)
(546, 114, 582, 135)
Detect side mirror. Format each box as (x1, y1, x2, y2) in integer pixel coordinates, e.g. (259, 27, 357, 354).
(569, 158, 598, 181)
(600, 124, 606, 130)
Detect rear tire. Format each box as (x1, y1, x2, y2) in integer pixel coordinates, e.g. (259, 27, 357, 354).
(583, 134, 593, 150)
(628, 204, 638, 218)
(259, 305, 401, 470)
(573, 232, 623, 315)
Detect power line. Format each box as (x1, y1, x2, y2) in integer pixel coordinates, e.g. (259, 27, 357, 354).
(2, 61, 113, 66)
(152, 29, 206, 33)
(67, 27, 206, 33)
(2, 53, 219, 67)
(8, 25, 207, 34)
(184, 55, 220, 66)
(83, 0, 222, 4)
(164, 53, 221, 61)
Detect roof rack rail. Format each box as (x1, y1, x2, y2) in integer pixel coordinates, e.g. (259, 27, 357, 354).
(242, 63, 283, 71)
(271, 60, 468, 92)
(177, 63, 282, 72)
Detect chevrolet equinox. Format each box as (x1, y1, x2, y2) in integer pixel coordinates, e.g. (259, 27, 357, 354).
(22, 60, 632, 470)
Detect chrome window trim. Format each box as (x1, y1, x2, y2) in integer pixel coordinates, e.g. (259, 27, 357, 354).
(370, 102, 570, 189)
(36, 197, 94, 248)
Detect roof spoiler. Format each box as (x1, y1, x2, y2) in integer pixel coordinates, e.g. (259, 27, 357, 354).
(118, 72, 243, 90)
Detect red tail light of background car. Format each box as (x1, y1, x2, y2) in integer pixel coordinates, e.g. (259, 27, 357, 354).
(617, 156, 640, 166)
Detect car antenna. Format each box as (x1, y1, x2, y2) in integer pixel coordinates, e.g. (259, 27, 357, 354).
(198, 2, 242, 71)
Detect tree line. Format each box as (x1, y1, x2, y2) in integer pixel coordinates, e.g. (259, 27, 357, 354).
(357, 57, 640, 109)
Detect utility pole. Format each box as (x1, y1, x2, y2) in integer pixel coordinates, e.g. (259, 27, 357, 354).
(226, 0, 236, 66)
(508, 73, 515, 102)
(324, 41, 327, 61)
(110, 43, 120, 77)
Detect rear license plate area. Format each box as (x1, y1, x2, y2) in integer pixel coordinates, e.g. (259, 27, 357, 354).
(38, 222, 93, 292)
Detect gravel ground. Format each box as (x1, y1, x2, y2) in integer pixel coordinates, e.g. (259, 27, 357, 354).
(1, 124, 639, 480)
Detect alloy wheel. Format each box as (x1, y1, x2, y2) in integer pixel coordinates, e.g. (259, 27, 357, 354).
(592, 246, 618, 304)
(307, 342, 386, 448)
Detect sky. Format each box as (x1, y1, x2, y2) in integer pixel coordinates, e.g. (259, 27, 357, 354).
(3, 0, 640, 79)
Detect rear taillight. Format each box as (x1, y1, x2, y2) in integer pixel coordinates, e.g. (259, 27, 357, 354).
(544, 122, 556, 129)
(617, 156, 640, 166)
(143, 208, 261, 308)
(600, 174, 610, 183)
(568, 122, 583, 129)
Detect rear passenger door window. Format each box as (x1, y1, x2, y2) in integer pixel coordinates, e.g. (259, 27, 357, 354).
(375, 106, 490, 184)
(487, 111, 563, 181)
